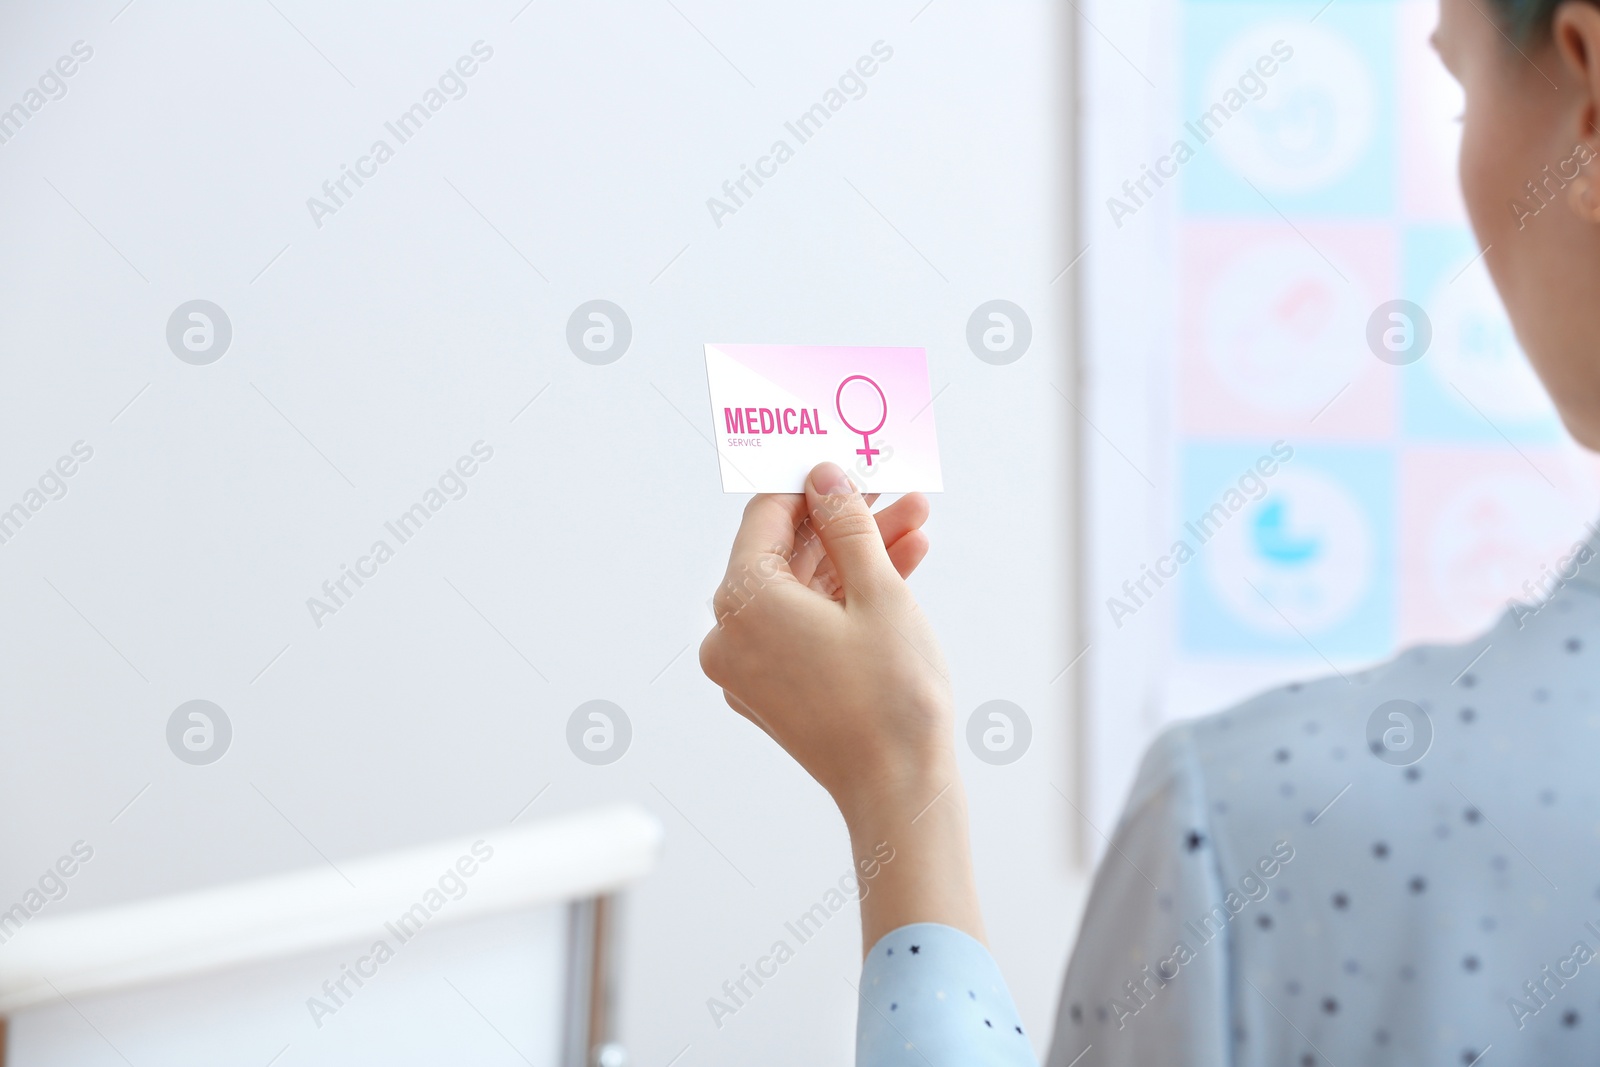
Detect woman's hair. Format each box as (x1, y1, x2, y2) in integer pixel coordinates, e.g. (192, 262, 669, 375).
(1498, 0, 1592, 38)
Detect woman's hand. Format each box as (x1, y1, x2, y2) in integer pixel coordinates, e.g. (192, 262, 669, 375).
(699, 462, 984, 951)
(699, 462, 953, 814)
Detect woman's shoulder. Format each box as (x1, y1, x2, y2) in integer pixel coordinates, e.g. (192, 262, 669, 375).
(1125, 596, 1564, 812)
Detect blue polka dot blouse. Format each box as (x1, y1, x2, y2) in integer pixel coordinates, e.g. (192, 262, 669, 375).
(858, 569, 1600, 1065)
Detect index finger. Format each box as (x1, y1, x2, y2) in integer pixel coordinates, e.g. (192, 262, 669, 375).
(714, 494, 809, 621)
(726, 493, 808, 573)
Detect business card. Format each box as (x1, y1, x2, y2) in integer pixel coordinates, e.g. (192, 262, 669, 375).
(704, 343, 943, 493)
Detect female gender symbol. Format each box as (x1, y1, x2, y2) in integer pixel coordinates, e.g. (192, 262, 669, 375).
(835, 374, 888, 467)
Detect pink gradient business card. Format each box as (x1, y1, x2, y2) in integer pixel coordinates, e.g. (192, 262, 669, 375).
(704, 343, 943, 493)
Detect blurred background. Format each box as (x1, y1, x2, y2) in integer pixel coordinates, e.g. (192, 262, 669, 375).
(0, 0, 1585, 1064)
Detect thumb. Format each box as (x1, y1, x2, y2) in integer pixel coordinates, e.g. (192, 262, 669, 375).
(805, 462, 898, 599)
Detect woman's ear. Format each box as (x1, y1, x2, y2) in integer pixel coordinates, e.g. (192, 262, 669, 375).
(1553, 4, 1600, 219)
(1569, 174, 1600, 220)
(1553, 3, 1600, 143)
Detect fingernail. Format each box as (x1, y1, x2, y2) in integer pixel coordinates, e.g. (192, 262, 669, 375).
(811, 462, 853, 496)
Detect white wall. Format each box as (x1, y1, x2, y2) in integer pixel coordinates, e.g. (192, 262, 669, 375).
(0, 1, 1083, 1063)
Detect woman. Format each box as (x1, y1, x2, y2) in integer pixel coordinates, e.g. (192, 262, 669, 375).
(699, 0, 1600, 1063)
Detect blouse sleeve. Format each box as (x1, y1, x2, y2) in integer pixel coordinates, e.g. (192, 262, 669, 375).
(1045, 724, 1233, 1067)
(856, 922, 1039, 1066)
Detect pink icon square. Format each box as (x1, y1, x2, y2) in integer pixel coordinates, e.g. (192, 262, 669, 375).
(1178, 221, 1398, 441)
(1397, 444, 1600, 646)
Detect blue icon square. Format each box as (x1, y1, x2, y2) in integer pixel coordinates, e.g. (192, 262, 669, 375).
(1178, 1, 1397, 217)
(1398, 225, 1562, 443)
(1177, 442, 1394, 659)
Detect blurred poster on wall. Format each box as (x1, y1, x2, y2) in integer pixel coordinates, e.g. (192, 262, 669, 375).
(1082, 0, 1600, 837)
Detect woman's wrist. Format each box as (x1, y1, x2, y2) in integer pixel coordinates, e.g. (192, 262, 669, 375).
(843, 752, 986, 954)
(835, 743, 961, 833)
